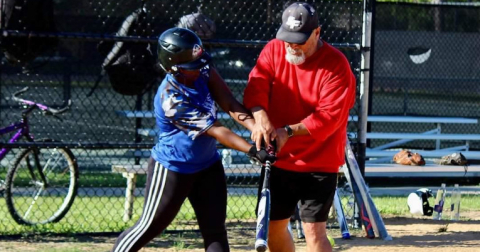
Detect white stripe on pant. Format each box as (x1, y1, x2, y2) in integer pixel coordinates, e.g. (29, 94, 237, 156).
(114, 162, 168, 252)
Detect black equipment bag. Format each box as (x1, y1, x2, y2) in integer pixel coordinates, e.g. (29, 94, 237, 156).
(88, 2, 158, 96)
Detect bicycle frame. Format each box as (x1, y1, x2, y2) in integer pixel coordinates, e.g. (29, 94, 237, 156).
(1, 87, 77, 225)
(1, 87, 63, 161)
(0, 109, 34, 161)
(0, 105, 51, 189)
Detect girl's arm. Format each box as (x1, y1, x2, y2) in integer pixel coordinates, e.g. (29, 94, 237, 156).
(205, 122, 276, 163)
(207, 67, 255, 132)
(205, 121, 251, 153)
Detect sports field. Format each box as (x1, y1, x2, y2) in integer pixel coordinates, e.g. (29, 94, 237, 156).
(1, 211, 479, 252)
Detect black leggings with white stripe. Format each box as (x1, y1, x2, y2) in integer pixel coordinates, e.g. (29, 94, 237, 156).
(112, 158, 229, 252)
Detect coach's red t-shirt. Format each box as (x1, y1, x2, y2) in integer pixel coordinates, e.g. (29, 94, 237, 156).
(243, 39, 356, 173)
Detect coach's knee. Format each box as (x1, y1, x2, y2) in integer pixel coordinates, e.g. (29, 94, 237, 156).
(267, 219, 295, 252)
(303, 221, 327, 240)
(268, 219, 292, 243)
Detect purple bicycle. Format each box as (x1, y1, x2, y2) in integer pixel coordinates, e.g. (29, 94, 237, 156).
(0, 87, 78, 225)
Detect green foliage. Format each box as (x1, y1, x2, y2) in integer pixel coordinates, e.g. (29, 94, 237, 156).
(373, 196, 410, 215)
(373, 195, 480, 218)
(77, 172, 147, 188)
(1, 194, 478, 235)
(0, 195, 258, 235)
(375, 1, 480, 32)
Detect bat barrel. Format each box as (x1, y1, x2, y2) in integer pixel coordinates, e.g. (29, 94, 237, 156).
(255, 161, 272, 251)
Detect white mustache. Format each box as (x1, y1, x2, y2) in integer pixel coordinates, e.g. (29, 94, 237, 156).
(286, 47, 301, 55)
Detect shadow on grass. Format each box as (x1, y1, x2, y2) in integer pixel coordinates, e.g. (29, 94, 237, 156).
(0, 232, 202, 250)
(0, 229, 258, 250)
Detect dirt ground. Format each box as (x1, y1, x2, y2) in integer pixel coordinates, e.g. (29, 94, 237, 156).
(1, 214, 479, 252)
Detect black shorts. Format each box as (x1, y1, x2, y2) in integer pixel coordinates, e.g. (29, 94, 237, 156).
(257, 166, 337, 223)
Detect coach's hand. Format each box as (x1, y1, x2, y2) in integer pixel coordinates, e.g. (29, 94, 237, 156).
(247, 145, 276, 164)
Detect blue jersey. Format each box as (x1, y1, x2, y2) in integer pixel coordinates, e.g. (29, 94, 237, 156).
(151, 66, 220, 173)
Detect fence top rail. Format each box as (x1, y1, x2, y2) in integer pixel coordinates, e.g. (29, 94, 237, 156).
(117, 110, 479, 124)
(349, 115, 478, 124)
(0, 30, 360, 50)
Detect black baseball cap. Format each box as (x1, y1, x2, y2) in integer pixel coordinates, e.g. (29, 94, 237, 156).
(276, 2, 319, 44)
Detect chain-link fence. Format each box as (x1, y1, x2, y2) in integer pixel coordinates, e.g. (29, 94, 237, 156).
(371, 2, 480, 150)
(1, 0, 363, 235)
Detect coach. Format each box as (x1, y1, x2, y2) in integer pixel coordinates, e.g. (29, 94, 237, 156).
(243, 2, 356, 252)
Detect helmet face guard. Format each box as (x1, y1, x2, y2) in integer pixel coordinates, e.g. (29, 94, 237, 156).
(157, 28, 210, 73)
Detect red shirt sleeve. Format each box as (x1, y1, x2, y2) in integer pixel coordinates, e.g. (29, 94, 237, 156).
(243, 41, 275, 111)
(301, 57, 356, 141)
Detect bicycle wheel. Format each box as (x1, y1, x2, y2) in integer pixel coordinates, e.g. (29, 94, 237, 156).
(5, 146, 79, 225)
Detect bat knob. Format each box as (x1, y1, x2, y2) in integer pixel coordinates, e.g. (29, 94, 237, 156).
(297, 232, 305, 239)
(255, 241, 267, 252)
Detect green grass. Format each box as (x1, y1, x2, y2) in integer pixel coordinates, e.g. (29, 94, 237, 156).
(372, 194, 480, 216)
(0, 169, 147, 188)
(2, 169, 258, 188)
(1, 194, 479, 236)
(371, 196, 413, 215)
(0, 194, 258, 235)
(77, 172, 147, 188)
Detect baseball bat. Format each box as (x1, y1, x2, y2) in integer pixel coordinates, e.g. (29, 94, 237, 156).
(345, 140, 392, 241)
(333, 189, 351, 239)
(343, 161, 375, 239)
(255, 160, 272, 252)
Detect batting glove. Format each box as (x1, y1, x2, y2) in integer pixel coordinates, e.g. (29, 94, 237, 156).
(247, 141, 277, 164)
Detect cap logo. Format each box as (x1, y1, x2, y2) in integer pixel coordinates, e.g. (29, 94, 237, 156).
(192, 44, 203, 59)
(285, 16, 301, 29)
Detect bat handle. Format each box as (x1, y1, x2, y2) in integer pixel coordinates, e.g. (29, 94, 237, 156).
(265, 160, 272, 169)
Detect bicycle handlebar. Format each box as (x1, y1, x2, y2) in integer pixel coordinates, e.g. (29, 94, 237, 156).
(12, 87, 72, 115)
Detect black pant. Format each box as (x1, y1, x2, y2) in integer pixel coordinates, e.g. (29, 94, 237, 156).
(112, 158, 229, 252)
